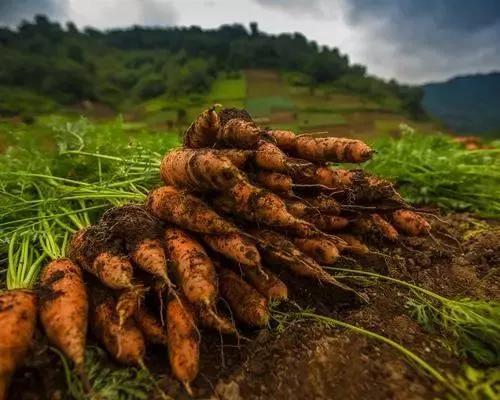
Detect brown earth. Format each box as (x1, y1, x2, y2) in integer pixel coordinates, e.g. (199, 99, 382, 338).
(9, 213, 500, 400)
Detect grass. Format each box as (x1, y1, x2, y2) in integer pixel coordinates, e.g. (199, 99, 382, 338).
(209, 76, 246, 101)
(364, 125, 500, 217)
(245, 96, 294, 117)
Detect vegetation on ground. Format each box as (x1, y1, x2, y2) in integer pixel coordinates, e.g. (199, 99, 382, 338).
(365, 125, 500, 217)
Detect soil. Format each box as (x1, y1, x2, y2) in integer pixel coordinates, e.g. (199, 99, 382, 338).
(9, 213, 500, 400)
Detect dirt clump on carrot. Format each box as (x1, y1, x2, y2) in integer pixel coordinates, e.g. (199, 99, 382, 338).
(68, 226, 134, 290)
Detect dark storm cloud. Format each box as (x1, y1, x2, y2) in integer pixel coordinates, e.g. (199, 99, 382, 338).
(346, 0, 500, 32)
(344, 0, 500, 83)
(0, 0, 69, 26)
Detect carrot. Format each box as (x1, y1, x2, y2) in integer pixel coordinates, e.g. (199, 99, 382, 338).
(251, 230, 357, 297)
(302, 195, 342, 215)
(39, 259, 88, 372)
(215, 181, 320, 238)
(294, 166, 362, 188)
(213, 149, 254, 169)
(68, 227, 134, 290)
(0, 290, 37, 400)
(267, 129, 297, 153)
(254, 140, 290, 172)
(91, 296, 145, 365)
(164, 228, 217, 308)
(242, 266, 288, 301)
(166, 296, 199, 395)
(183, 106, 220, 148)
(355, 214, 399, 241)
(295, 136, 374, 163)
(201, 233, 261, 267)
(130, 238, 170, 283)
(336, 234, 369, 255)
(100, 206, 172, 285)
(134, 308, 168, 346)
(293, 238, 340, 265)
(147, 186, 239, 234)
(198, 308, 238, 335)
(218, 118, 261, 149)
(285, 199, 310, 219)
(255, 170, 293, 194)
(160, 148, 247, 191)
(391, 210, 431, 236)
(306, 214, 350, 232)
(219, 268, 270, 327)
(116, 286, 146, 327)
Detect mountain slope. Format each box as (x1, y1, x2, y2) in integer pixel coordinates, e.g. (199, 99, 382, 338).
(422, 72, 500, 137)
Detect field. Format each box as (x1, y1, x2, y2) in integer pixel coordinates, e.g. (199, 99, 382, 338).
(1, 71, 499, 400)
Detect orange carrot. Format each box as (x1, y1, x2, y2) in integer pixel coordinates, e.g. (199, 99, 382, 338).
(251, 230, 357, 297)
(219, 268, 270, 327)
(215, 181, 320, 238)
(160, 148, 247, 191)
(116, 286, 146, 327)
(306, 215, 350, 232)
(134, 308, 168, 346)
(147, 186, 239, 235)
(166, 296, 199, 395)
(336, 234, 369, 255)
(295, 136, 374, 163)
(91, 296, 145, 365)
(355, 214, 399, 241)
(218, 118, 261, 149)
(100, 205, 172, 286)
(39, 259, 88, 372)
(183, 106, 220, 148)
(391, 210, 431, 236)
(242, 266, 288, 301)
(201, 233, 261, 267)
(255, 170, 293, 194)
(213, 149, 254, 169)
(293, 238, 340, 265)
(267, 129, 297, 153)
(164, 228, 217, 308)
(0, 290, 37, 400)
(198, 308, 238, 335)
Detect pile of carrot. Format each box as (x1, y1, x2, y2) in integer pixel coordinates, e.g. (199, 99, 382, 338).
(0, 107, 432, 399)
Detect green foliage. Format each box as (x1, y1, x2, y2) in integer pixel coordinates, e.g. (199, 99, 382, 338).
(6, 232, 45, 290)
(0, 16, 423, 117)
(409, 296, 500, 366)
(364, 127, 500, 217)
(57, 347, 159, 400)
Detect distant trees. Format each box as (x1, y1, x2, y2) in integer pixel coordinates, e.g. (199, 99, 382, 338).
(0, 15, 425, 116)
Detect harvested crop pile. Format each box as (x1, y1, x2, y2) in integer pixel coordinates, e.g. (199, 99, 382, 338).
(2, 107, 439, 399)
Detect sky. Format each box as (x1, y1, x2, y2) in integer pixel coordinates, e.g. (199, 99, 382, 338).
(0, 0, 499, 84)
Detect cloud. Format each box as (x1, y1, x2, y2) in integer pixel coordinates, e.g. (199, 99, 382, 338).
(343, 0, 500, 83)
(253, 0, 326, 17)
(0, 0, 69, 27)
(137, 0, 178, 26)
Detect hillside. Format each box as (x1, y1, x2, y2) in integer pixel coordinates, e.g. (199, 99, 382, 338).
(422, 72, 500, 137)
(0, 15, 425, 126)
